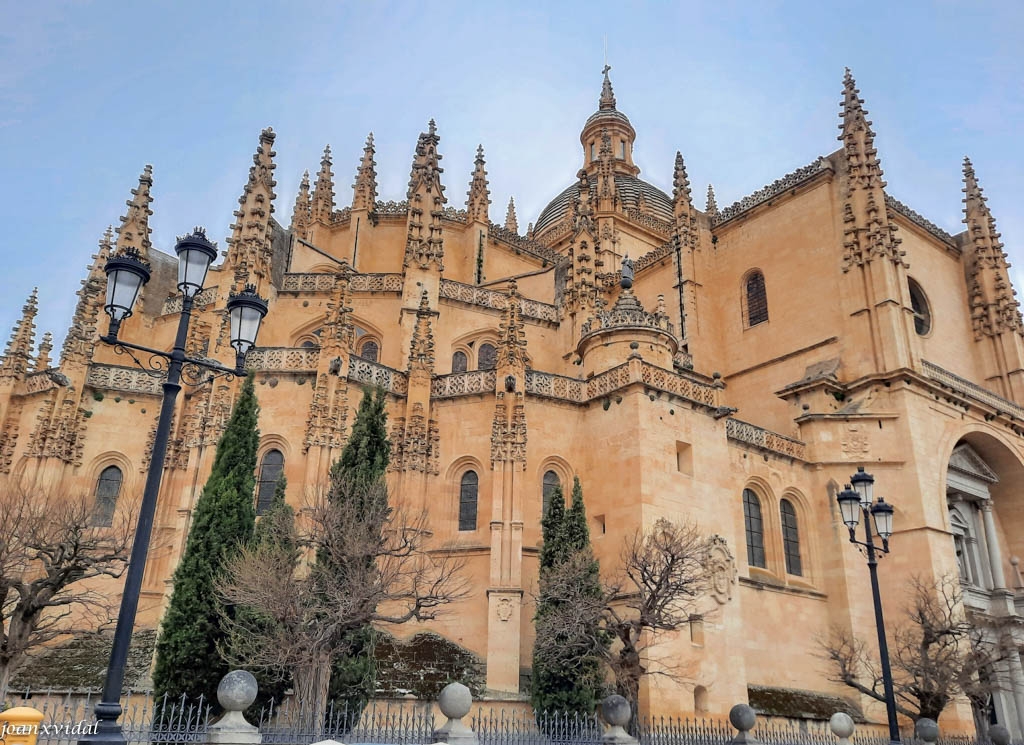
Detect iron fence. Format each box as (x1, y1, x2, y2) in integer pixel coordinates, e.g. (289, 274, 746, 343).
(0, 689, 1006, 745)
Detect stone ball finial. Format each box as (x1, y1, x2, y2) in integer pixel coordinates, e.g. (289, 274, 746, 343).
(438, 682, 473, 720)
(915, 718, 939, 744)
(217, 670, 258, 712)
(728, 704, 756, 733)
(601, 695, 632, 728)
(989, 724, 1010, 745)
(828, 712, 855, 739)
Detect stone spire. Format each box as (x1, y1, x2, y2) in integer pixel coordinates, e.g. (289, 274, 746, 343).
(0, 288, 38, 380)
(466, 145, 490, 224)
(838, 69, 903, 271)
(497, 282, 527, 370)
(706, 184, 719, 217)
(226, 127, 278, 292)
(312, 144, 335, 224)
(34, 332, 52, 372)
(600, 64, 616, 111)
(114, 165, 154, 259)
(963, 157, 1022, 338)
(673, 152, 698, 251)
(61, 228, 112, 368)
(408, 290, 436, 373)
(291, 170, 312, 240)
(504, 196, 518, 234)
(352, 133, 378, 213)
(404, 120, 446, 270)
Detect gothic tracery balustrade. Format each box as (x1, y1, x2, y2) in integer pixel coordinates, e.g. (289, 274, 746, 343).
(348, 357, 409, 395)
(86, 364, 165, 395)
(244, 347, 320, 372)
(725, 417, 807, 461)
(431, 370, 497, 399)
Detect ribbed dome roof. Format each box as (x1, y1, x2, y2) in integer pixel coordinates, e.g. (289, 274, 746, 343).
(534, 175, 673, 236)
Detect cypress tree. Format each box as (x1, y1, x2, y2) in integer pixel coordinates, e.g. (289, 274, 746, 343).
(326, 387, 390, 718)
(531, 477, 605, 716)
(153, 374, 260, 707)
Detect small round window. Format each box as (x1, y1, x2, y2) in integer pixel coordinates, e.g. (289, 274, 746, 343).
(908, 278, 931, 336)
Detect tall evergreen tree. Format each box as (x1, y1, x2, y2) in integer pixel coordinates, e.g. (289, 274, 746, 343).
(153, 375, 260, 707)
(531, 477, 605, 715)
(326, 387, 390, 717)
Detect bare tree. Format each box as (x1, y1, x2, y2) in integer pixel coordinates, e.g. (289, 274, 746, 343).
(821, 574, 1006, 724)
(533, 518, 712, 717)
(217, 478, 467, 719)
(0, 479, 133, 699)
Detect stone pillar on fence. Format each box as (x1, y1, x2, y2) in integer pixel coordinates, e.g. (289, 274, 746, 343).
(828, 712, 854, 745)
(988, 724, 1011, 745)
(727, 704, 761, 745)
(432, 682, 478, 745)
(915, 718, 939, 745)
(207, 670, 262, 745)
(600, 695, 637, 745)
(0, 706, 45, 745)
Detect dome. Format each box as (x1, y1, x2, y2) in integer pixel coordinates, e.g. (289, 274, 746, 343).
(534, 174, 674, 237)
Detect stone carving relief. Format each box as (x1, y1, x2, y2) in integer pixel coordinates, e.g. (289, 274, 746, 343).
(707, 535, 737, 605)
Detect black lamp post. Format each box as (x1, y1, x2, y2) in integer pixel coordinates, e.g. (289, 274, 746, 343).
(836, 468, 900, 745)
(83, 229, 268, 745)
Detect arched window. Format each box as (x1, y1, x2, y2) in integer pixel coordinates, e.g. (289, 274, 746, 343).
(742, 489, 766, 569)
(452, 351, 468, 373)
(908, 278, 931, 336)
(745, 271, 768, 327)
(359, 340, 379, 363)
(542, 470, 561, 518)
(459, 471, 479, 531)
(300, 339, 318, 349)
(93, 465, 123, 527)
(780, 499, 802, 576)
(694, 685, 709, 716)
(257, 449, 284, 515)
(478, 343, 497, 371)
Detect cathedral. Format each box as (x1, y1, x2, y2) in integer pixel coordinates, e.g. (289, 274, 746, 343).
(2, 67, 1024, 736)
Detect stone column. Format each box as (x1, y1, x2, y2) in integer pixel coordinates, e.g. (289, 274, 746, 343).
(1006, 648, 1024, 738)
(981, 501, 1007, 590)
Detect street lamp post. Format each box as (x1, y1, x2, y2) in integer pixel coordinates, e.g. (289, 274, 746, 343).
(83, 229, 268, 745)
(836, 468, 900, 745)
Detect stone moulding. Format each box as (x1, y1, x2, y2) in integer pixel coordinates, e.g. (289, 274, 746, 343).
(348, 357, 409, 395)
(431, 370, 497, 399)
(22, 370, 61, 395)
(279, 273, 338, 292)
(580, 306, 676, 340)
(713, 158, 832, 226)
(162, 286, 218, 315)
(439, 279, 558, 323)
(521, 362, 719, 408)
(244, 347, 320, 372)
(725, 417, 807, 461)
(487, 222, 564, 265)
(625, 208, 672, 237)
(922, 359, 1024, 419)
(885, 195, 956, 246)
(86, 364, 164, 396)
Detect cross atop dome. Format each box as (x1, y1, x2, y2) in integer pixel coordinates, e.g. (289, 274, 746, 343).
(600, 64, 616, 111)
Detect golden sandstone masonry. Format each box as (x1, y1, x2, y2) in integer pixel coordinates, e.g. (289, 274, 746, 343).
(3, 68, 1024, 736)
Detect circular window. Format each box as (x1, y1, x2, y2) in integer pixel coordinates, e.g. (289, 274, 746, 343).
(908, 278, 931, 336)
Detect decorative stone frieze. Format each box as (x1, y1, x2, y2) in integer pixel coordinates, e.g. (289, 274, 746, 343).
(725, 417, 806, 460)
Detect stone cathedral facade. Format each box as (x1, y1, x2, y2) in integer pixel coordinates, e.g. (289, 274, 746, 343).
(3, 69, 1024, 735)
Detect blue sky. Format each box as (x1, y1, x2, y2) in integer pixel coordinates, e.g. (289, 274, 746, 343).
(2, 1, 1023, 350)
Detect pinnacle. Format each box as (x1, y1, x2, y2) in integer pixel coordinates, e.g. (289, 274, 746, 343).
(673, 152, 692, 203)
(301, 170, 310, 186)
(428, 119, 437, 136)
(366, 132, 374, 148)
(321, 144, 332, 165)
(706, 184, 719, 215)
(505, 197, 519, 234)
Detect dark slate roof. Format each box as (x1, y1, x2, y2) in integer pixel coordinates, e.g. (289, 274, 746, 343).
(534, 175, 674, 236)
(583, 109, 633, 130)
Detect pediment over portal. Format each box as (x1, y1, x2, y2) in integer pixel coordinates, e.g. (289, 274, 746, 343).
(949, 443, 999, 485)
